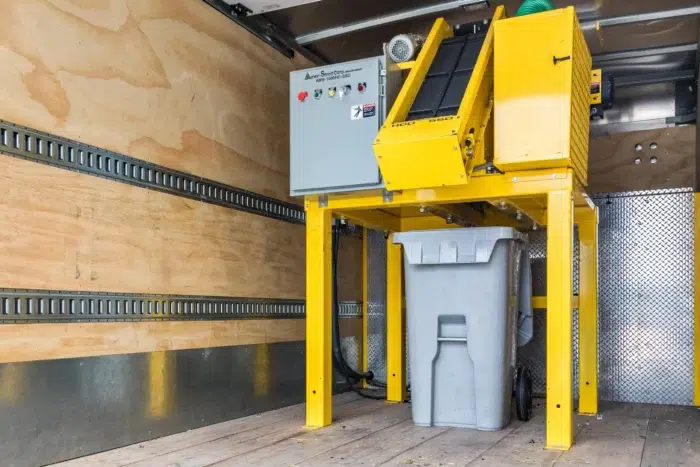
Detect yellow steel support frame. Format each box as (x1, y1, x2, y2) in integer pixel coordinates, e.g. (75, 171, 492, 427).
(576, 206, 599, 416)
(387, 235, 407, 402)
(319, 169, 572, 211)
(695, 193, 700, 406)
(305, 206, 333, 428)
(304, 168, 586, 450)
(546, 190, 574, 450)
(532, 296, 580, 310)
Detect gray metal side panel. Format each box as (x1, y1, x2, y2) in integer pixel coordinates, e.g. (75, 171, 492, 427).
(0, 338, 362, 466)
(0, 343, 302, 466)
(290, 57, 385, 195)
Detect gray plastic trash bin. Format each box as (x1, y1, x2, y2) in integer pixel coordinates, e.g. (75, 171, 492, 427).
(393, 227, 532, 431)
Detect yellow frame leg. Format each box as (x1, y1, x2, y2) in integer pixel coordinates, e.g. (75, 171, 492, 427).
(576, 207, 598, 415)
(546, 190, 574, 450)
(305, 206, 333, 427)
(387, 234, 407, 403)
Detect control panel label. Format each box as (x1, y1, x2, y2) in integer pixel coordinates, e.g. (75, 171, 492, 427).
(351, 103, 377, 120)
(305, 67, 363, 83)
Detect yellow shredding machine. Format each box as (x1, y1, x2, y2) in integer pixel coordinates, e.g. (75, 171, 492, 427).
(297, 5, 600, 451)
(374, 6, 591, 191)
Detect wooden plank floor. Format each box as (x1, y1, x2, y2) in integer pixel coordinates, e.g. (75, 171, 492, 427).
(53, 395, 700, 467)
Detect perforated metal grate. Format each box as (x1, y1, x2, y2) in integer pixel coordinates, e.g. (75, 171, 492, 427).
(517, 229, 579, 397)
(528, 229, 580, 297)
(341, 335, 362, 374)
(517, 309, 547, 395)
(366, 229, 388, 385)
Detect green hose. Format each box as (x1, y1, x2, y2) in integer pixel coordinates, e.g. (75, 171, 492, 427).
(515, 0, 555, 16)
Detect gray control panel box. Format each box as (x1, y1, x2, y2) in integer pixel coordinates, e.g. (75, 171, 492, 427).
(290, 56, 394, 196)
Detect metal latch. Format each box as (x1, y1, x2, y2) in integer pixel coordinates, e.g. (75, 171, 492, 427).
(553, 55, 572, 65)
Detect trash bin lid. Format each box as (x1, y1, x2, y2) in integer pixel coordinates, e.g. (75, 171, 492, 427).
(393, 227, 527, 265)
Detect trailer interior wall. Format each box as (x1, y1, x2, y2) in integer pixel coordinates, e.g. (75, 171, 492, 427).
(0, 1, 362, 465)
(588, 125, 696, 194)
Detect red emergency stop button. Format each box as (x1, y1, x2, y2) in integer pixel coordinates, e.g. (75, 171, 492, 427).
(297, 91, 309, 102)
(358, 82, 366, 93)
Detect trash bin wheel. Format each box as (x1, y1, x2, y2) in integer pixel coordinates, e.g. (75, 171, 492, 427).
(515, 366, 533, 422)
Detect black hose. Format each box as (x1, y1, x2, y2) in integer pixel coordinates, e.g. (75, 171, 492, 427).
(332, 226, 374, 382)
(332, 224, 388, 400)
(334, 226, 412, 401)
(345, 376, 386, 400)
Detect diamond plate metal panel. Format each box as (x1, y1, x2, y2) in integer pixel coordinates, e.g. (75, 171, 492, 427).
(521, 189, 695, 406)
(529, 230, 548, 297)
(528, 228, 579, 297)
(341, 335, 362, 372)
(518, 309, 547, 395)
(367, 229, 388, 384)
(516, 309, 579, 399)
(594, 190, 694, 405)
(517, 228, 580, 398)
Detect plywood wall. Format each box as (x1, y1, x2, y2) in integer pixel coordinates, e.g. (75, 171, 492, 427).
(0, 0, 304, 202)
(588, 125, 695, 194)
(0, 317, 362, 363)
(0, 156, 307, 298)
(0, 0, 363, 361)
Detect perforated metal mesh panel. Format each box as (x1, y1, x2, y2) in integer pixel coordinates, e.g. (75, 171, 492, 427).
(528, 229, 580, 296)
(367, 229, 388, 385)
(595, 189, 694, 405)
(517, 307, 547, 395)
(341, 335, 362, 373)
(516, 229, 580, 397)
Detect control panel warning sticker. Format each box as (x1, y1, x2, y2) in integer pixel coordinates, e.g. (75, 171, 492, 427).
(351, 105, 363, 120)
(351, 103, 377, 120)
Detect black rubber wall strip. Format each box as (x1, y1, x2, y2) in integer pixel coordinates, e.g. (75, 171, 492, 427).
(0, 289, 362, 323)
(0, 119, 305, 225)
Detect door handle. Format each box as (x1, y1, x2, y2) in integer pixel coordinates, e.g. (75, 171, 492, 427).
(553, 55, 572, 65)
